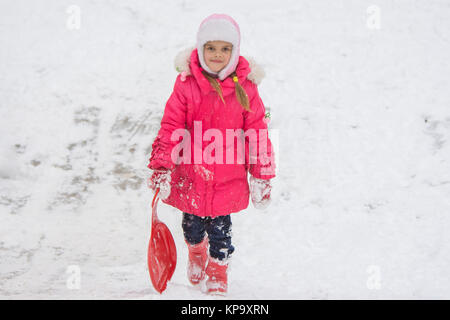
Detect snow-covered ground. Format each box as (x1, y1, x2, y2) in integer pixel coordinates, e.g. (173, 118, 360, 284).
(1, 0, 450, 299)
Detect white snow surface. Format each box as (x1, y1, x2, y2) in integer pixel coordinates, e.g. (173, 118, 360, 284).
(1, 0, 450, 299)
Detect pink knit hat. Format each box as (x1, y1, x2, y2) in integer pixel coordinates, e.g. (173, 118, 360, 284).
(196, 14, 241, 81)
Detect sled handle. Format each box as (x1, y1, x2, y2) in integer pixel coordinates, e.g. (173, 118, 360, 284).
(152, 188, 160, 208)
(151, 188, 160, 225)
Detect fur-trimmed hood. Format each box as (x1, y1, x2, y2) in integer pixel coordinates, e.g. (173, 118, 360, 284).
(174, 46, 265, 85)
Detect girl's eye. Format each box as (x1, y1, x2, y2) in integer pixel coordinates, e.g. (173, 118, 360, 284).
(223, 48, 230, 51)
(207, 47, 214, 51)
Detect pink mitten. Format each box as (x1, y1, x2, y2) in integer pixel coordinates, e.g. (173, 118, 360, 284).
(249, 175, 272, 209)
(147, 168, 172, 200)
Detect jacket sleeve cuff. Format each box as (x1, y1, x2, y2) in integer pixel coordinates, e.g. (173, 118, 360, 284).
(249, 163, 276, 180)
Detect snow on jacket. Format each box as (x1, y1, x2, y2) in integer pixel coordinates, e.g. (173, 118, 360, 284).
(148, 47, 276, 217)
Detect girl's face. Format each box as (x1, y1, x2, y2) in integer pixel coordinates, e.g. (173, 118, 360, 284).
(203, 41, 233, 73)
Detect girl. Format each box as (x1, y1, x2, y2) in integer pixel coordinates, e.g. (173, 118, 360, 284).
(147, 13, 276, 295)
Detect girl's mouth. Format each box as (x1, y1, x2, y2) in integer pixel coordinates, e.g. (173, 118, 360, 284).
(211, 60, 223, 63)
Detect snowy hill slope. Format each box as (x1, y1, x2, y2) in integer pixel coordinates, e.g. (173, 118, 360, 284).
(1, 0, 450, 299)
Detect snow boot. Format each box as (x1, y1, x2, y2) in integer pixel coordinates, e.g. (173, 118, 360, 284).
(205, 257, 229, 295)
(186, 237, 208, 285)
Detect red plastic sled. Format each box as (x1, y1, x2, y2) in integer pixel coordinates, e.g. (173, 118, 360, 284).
(147, 188, 177, 293)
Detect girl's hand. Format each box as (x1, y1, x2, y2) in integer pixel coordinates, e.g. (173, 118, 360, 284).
(249, 175, 272, 210)
(148, 168, 172, 200)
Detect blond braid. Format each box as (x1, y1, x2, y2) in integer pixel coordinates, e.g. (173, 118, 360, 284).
(201, 70, 225, 104)
(201, 70, 253, 112)
(231, 72, 251, 112)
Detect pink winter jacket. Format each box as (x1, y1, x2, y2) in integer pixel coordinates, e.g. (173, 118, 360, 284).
(148, 48, 276, 218)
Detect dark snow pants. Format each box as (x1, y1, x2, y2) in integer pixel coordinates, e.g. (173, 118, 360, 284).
(182, 212, 235, 261)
